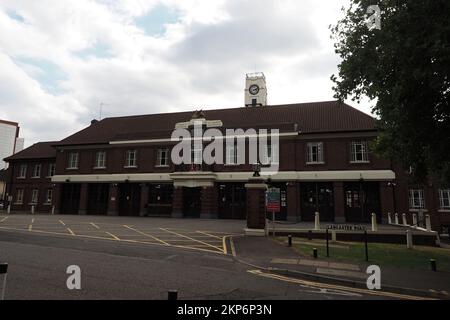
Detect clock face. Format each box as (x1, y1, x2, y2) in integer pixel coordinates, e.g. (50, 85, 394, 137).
(249, 84, 260, 95)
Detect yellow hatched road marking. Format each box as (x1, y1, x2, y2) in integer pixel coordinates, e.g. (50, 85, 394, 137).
(59, 220, 65, 226)
(124, 225, 170, 245)
(0, 216, 8, 223)
(105, 232, 120, 240)
(67, 228, 75, 235)
(196, 230, 223, 239)
(90, 222, 100, 229)
(28, 224, 32, 231)
(248, 270, 435, 300)
(160, 228, 224, 253)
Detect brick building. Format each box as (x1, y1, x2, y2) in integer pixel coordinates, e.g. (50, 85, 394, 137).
(4, 100, 450, 234)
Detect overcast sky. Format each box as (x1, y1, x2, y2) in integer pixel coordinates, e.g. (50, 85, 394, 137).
(0, 0, 372, 147)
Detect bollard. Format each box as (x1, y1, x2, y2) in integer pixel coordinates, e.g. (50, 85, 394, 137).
(0, 263, 8, 301)
(51, 205, 55, 215)
(7, 205, 11, 214)
(314, 212, 320, 230)
(31, 205, 35, 215)
(406, 230, 413, 249)
(371, 213, 378, 232)
(412, 213, 417, 227)
(364, 231, 369, 262)
(402, 213, 407, 226)
(308, 230, 312, 241)
(326, 229, 330, 257)
(394, 213, 399, 225)
(425, 215, 432, 232)
(168, 290, 178, 301)
(288, 235, 292, 247)
(387, 212, 392, 224)
(430, 259, 437, 272)
(313, 248, 318, 259)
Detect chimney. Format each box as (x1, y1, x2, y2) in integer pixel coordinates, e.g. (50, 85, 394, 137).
(91, 119, 99, 125)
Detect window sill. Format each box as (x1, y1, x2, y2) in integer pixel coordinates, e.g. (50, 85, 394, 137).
(17, 177, 26, 179)
(43, 203, 53, 206)
(349, 161, 370, 164)
(155, 165, 170, 168)
(438, 209, 450, 213)
(31, 177, 41, 179)
(409, 209, 428, 212)
(124, 166, 138, 169)
(14, 202, 23, 205)
(306, 162, 325, 165)
(93, 167, 107, 170)
(66, 168, 78, 170)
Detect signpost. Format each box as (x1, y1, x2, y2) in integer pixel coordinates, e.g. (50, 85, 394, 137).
(266, 187, 281, 237)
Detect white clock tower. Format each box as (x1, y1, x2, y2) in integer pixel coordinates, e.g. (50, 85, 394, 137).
(245, 72, 267, 107)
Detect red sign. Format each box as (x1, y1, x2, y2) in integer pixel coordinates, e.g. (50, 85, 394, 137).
(266, 188, 281, 212)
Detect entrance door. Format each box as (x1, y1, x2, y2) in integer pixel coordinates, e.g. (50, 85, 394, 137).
(218, 184, 247, 220)
(183, 187, 201, 218)
(300, 183, 334, 222)
(344, 182, 381, 223)
(148, 184, 173, 217)
(60, 184, 81, 215)
(87, 184, 109, 215)
(118, 183, 141, 216)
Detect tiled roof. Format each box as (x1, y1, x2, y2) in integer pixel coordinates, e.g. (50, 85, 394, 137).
(4, 141, 57, 161)
(56, 101, 376, 146)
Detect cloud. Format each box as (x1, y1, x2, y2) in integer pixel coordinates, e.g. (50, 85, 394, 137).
(0, 0, 363, 147)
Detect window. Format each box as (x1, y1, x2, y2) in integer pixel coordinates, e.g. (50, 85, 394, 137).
(125, 150, 137, 167)
(16, 189, 24, 204)
(307, 142, 324, 164)
(157, 148, 169, 166)
(67, 152, 79, 169)
(31, 189, 39, 204)
(48, 163, 56, 177)
(32, 164, 41, 178)
(95, 151, 106, 168)
(226, 143, 238, 165)
(350, 141, 369, 163)
(18, 164, 27, 178)
(439, 189, 450, 209)
(409, 189, 425, 209)
(45, 189, 53, 204)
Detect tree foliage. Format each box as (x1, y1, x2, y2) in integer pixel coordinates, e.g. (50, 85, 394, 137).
(331, 0, 450, 184)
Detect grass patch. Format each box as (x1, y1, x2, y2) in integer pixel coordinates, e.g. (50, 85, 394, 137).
(276, 238, 450, 272)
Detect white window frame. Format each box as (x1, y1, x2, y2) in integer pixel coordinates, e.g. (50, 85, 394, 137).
(157, 148, 169, 167)
(439, 189, 450, 209)
(94, 151, 107, 169)
(45, 189, 53, 204)
(32, 164, 41, 178)
(125, 150, 137, 168)
(67, 152, 79, 169)
(31, 189, 39, 204)
(409, 189, 425, 209)
(350, 141, 369, 163)
(16, 189, 24, 204)
(18, 164, 27, 178)
(226, 143, 238, 165)
(48, 163, 56, 177)
(307, 142, 324, 164)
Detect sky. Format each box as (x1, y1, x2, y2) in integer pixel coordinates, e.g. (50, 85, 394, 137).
(0, 0, 373, 147)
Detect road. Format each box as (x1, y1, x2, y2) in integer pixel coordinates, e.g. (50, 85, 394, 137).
(0, 214, 389, 300)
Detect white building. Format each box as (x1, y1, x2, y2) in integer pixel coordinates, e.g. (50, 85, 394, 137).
(0, 119, 23, 169)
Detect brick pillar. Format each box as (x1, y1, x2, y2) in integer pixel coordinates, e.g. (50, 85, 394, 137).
(140, 184, 149, 217)
(53, 183, 61, 214)
(333, 181, 345, 223)
(286, 182, 299, 222)
(172, 186, 183, 218)
(107, 184, 118, 216)
(200, 186, 218, 219)
(245, 177, 268, 235)
(78, 183, 88, 215)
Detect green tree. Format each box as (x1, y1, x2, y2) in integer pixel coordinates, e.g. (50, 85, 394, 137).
(331, 0, 450, 184)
